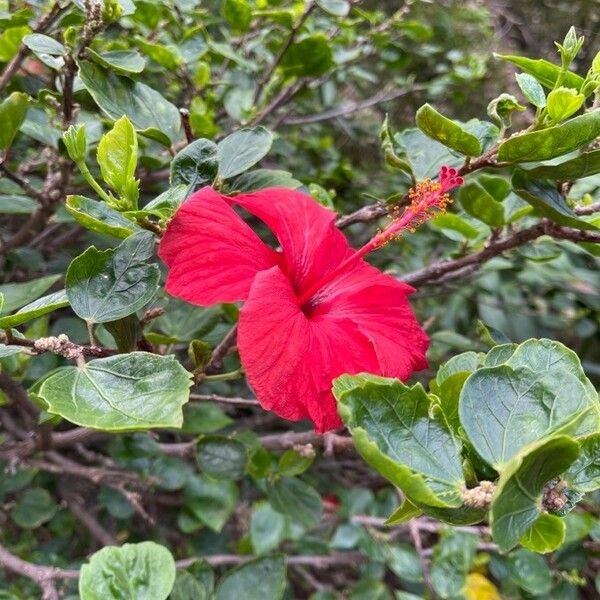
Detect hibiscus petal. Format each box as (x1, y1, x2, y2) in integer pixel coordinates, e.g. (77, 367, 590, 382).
(159, 187, 279, 305)
(311, 262, 429, 380)
(231, 188, 353, 294)
(238, 266, 379, 432)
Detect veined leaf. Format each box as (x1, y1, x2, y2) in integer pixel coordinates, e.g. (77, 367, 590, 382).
(0, 290, 68, 329)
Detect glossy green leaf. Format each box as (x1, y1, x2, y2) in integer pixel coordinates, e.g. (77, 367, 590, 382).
(0, 274, 60, 314)
(217, 127, 273, 179)
(317, 0, 351, 16)
(229, 169, 302, 192)
(515, 72, 546, 108)
(79, 541, 176, 600)
(523, 150, 600, 180)
(215, 556, 286, 600)
(142, 185, 188, 219)
(66, 195, 142, 239)
(519, 513, 565, 553)
(183, 474, 238, 532)
(0, 92, 29, 150)
(87, 48, 146, 74)
(0, 26, 30, 62)
(0, 290, 68, 328)
(563, 434, 600, 493)
(22, 33, 64, 54)
(182, 403, 233, 434)
(384, 544, 423, 583)
(37, 352, 191, 430)
(97, 115, 139, 206)
(0, 194, 36, 214)
(250, 503, 286, 554)
(546, 87, 585, 122)
(78, 60, 182, 146)
(385, 499, 422, 525)
(430, 530, 478, 599)
(394, 128, 463, 180)
(458, 181, 505, 227)
(267, 477, 323, 527)
(279, 34, 333, 77)
(460, 363, 598, 469)
(170, 571, 209, 600)
(196, 436, 247, 480)
(495, 54, 585, 91)
(490, 436, 579, 551)
(498, 111, 600, 162)
(506, 549, 552, 595)
(416, 103, 481, 156)
(10, 488, 57, 529)
(66, 232, 160, 323)
(431, 213, 480, 240)
(222, 0, 252, 31)
(170, 138, 218, 186)
(512, 169, 598, 231)
(334, 373, 465, 508)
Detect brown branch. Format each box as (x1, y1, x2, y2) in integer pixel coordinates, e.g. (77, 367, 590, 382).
(253, 2, 317, 105)
(203, 324, 239, 374)
(189, 393, 259, 407)
(402, 221, 600, 287)
(575, 201, 600, 216)
(280, 86, 425, 126)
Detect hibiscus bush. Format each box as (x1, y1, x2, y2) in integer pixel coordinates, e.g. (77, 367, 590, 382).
(1, 1, 600, 599)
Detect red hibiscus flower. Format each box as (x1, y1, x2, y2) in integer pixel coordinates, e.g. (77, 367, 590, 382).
(159, 167, 462, 432)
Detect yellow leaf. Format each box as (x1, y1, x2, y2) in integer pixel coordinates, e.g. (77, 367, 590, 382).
(463, 573, 501, 600)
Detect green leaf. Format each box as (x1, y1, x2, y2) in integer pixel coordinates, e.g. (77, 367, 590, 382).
(515, 72, 546, 108)
(0, 274, 60, 314)
(334, 373, 465, 508)
(142, 185, 188, 219)
(182, 403, 233, 434)
(97, 115, 139, 207)
(0, 25, 30, 62)
(316, 0, 351, 16)
(78, 60, 182, 146)
(458, 181, 505, 227)
(495, 54, 585, 91)
(135, 37, 181, 70)
(385, 499, 422, 525)
(170, 571, 209, 600)
(431, 213, 480, 240)
(490, 436, 579, 551)
(280, 33, 333, 77)
(170, 138, 218, 187)
(430, 530, 478, 599)
(522, 149, 600, 180)
(0, 92, 29, 150)
(460, 364, 598, 469)
(37, 352, 191, 431)
(0, 194, 36, 214)
(66, 232, 160, 323)
(196, 436, 247, 480)
(215, 556, 286, 600)
(223, 0, 252, 31)
(22, 33, 63, 54)
(79, 541, 176, 600)
(546, 87, 585, 122)
(384, 544, 423, 583)
(217, 127, 273, 179)
(394, 128, 463, 180)
(519, 513, 565, 553)
(278, 448, 314, 477)
(415, 104, 481, 156)
(229, 169, 302, 192)
(0, 290, 68, 328)
(563, 434, 600, 493)
(250, 502, 286, 554)
(506, 549, 552, 595)
(512, 169, 598, 231)
(65, 195, 142, 239)
(498, 111, 600, 162)
(267, 477, 323, 527)
(183, 474, 238, 532)
(10, 488, 57, 529)
(87, 48, 146, 74)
